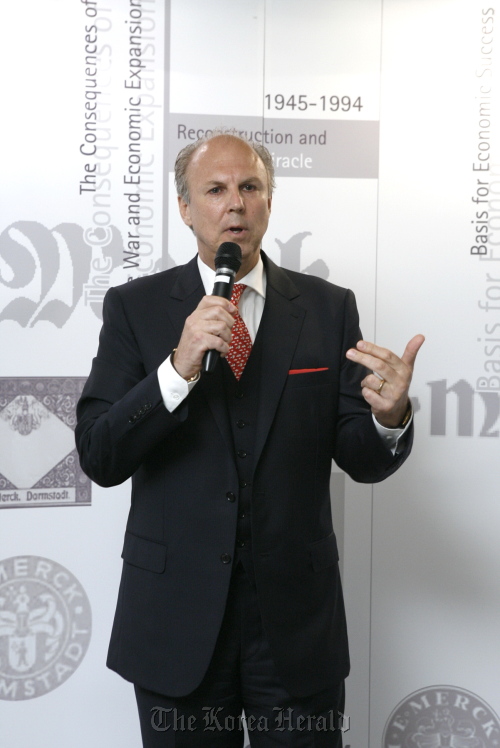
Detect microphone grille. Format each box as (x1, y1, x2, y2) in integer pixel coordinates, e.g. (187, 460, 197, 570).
(214, 242, 242, 273)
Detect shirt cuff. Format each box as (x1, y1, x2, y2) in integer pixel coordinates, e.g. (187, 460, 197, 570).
(157, 354, 199, 413)
(372, 411, 413, 456)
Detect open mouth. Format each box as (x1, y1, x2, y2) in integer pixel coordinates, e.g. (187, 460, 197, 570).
(228, 227, 245, 235)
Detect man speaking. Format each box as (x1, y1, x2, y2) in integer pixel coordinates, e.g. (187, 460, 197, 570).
(76, 133, 424, 747)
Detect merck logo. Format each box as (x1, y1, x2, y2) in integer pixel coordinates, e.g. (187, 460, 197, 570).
(421, 378, 500, 437)
(0, 221, 124, 326)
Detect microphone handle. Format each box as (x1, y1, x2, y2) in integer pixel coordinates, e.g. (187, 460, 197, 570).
(202, 274, 235, 374)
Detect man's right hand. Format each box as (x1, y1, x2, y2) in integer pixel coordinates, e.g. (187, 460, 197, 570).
(172, 296, 237, 381)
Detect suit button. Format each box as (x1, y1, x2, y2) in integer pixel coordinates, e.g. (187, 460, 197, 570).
(236, 420, 246, 428)
(129, 414, 137, 423)
(226, 492, 236, 502)
(237, 450, 247, 458)
(236, 540, 246, 548)
(239, 479, 250, 488)
(145, 403, 151, 411)
(138, 406, 146, 416)
(220, 553, 232, 564)
(235, 391, 244, 399)
(239, 511, 246, 519)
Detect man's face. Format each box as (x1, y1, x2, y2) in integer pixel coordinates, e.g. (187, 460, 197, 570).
(178, 136, 272, 278)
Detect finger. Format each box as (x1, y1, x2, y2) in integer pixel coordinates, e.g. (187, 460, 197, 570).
(205, 333, 231, 356)
(198, 309, 235, 330)
(346, 347, 396, 380)
(179, 309, 234, 353)
(361, 380, 407, 413)
(175, 330, 231, 375)
(355, 340, 401, 368)
(400, 334, 425, 368)
(190, 306, 236, 334)
(181, 331, 230, 353)
(360, 386, 384, 409)
(198, 295, 237, 315)
(348, 336, 424, 377)
(361, 373, 390, 393)
(197, 322, 233, 345)
(206, 322, 232, 345)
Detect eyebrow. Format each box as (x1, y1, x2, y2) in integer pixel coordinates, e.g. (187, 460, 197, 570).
(204, 177, 264, 187)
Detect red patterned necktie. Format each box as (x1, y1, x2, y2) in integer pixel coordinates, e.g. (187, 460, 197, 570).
(227, 284, 253, 380)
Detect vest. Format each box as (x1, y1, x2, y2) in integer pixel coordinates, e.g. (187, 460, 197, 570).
(221, 327, 264, 584)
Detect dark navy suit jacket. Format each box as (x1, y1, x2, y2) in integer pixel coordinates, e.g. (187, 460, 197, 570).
(75, 251, 412, 698)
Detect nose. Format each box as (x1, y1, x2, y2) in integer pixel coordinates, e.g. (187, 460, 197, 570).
(228, 188, 244, 213)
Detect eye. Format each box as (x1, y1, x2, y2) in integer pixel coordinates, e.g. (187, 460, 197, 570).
(208, 186, 222, 194)
(242, 183, 256, 191)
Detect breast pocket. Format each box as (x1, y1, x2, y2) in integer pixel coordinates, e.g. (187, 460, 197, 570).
(285, 368, 331, 389)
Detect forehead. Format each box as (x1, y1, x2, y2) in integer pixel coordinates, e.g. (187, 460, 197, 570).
(186, 137, 267, 186)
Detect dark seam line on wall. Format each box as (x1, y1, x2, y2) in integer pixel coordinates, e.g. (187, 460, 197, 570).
(261, 0, 267, 136)
(369, 1, 385, 745)
(162, 0, 172, 270)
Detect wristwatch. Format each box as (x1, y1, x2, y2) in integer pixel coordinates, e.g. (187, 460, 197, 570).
(399, 401, 413, 428)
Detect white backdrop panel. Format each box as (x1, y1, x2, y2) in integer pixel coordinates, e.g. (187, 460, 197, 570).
(2, 2, 499, 747)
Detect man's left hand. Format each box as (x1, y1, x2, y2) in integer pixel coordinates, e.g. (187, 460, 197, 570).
(346, 334, 425, 428)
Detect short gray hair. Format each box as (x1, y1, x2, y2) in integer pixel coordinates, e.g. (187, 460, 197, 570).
(174, 129, 276, 203)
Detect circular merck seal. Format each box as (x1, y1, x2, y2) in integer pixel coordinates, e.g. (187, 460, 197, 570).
(383, 685, 500, 748)
(0, 556, 91, 700)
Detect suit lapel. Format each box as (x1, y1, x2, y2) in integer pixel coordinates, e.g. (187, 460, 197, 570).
(165, 253, 306, 468)
(166, 256, 205, 340)
(253, 254, 305, 469)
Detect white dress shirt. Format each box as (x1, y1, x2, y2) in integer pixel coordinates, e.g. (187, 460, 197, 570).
(157, 255, 411, 453)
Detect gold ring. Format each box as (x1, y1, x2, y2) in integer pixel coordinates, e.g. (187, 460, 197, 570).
(376, 378, 386, 394)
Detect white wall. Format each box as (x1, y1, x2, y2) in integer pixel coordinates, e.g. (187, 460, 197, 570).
(1, 1, 499, 745)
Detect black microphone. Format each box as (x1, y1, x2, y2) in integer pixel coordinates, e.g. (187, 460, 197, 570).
(202, 242, 242, 374)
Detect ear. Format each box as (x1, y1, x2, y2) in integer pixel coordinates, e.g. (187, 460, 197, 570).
(178, 195, 192, 228)
(267, 194, 272, 213)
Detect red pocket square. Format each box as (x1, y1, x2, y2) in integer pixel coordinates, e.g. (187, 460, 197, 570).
(288, 367, 329, 375)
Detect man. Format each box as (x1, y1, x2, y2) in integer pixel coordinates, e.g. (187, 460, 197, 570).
(76, 133, 424, 747)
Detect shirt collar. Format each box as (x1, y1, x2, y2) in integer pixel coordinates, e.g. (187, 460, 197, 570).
(197, 254, 266, 297)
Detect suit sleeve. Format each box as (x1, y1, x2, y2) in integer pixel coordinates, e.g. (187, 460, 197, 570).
(332, 289, 413, 483)
(75, 286, 187, 487)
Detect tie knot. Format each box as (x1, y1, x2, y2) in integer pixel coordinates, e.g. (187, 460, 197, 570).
(231, 283, 247, 307)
